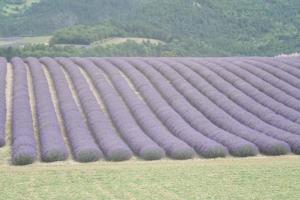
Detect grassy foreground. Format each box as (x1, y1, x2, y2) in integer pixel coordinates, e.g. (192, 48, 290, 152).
(0, 156, 299, 200)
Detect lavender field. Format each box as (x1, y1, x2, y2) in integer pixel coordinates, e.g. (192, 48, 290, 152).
(1, 57, 300, 165)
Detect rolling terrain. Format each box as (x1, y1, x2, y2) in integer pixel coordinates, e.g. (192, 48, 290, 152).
(1, 1, 300, 199)
(1, 0, 300, 56)
(0, 56, 300, 199)
(1, 57, 300, 165)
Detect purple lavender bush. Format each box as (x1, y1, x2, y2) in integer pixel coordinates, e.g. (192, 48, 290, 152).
(11, 58, 36, 165)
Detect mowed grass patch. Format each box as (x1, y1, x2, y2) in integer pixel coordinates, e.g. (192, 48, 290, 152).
(2, 0, 40, 16)
(0, 36, 51, 47)
(91, 37, 165, 47)
(0, 156, 299, 200)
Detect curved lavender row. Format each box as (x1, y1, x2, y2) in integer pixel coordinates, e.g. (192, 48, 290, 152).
(230, 59, 300, 106)
(110, 58, 257, 157)
(105, 60, 229, 159)
(192, 58, 300, 124)
(250, 58, 300, 89)
(0, 58, 6, 147)
(206, 59, 300, 116)
(40, 57, 102, 162)
(240, 59, 300, 100)
(213, 59, 300, 123)
(25, 57, 69, 162)
(92, 59, 195, 160)
(275, 58, 300, 80)
(161, 59, 300, 154)
(188, 59, 300, 135)
(57, 58, 133, 161)
(74, 58, 165, 160)
(145, 58, 290, 155)
(11, 58, 37, 165)
(276, 58, 300, 70)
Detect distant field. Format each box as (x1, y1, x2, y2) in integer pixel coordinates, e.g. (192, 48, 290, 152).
(0, 36, 51, 47)
(1, 0, 40, 16)
(92, 37, 165, 47)
(0, 156, 299, 200)
(0, 36, 162, 48)
(54, 37, 165, 49)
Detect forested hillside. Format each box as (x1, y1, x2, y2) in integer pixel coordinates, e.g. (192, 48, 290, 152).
(1, 0, 300, 57)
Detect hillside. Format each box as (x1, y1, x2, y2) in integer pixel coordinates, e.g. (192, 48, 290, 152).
(0, 0, 300, 56)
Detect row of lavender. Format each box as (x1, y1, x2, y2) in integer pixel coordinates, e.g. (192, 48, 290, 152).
(4, 56, 300, 165)
(0, 58, 6, 147)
